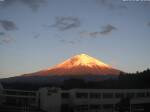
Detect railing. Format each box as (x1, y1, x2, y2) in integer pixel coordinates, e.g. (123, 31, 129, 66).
(1, 89, 37, 98)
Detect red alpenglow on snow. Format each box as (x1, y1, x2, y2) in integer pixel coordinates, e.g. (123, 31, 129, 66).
(26, 54, 121, 76)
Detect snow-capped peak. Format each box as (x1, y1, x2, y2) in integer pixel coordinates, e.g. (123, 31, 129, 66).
(51, 54, 110, 69)
(24, 54, 121, 76)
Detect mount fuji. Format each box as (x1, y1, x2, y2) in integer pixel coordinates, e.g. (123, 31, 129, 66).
(24, 54, 121, 76)
(0, 54, 122, 90)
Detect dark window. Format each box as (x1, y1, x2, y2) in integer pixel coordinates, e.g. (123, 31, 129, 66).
(103, 93, 113, 98)
(61, 104, 69, 112)
(146, 92, 150, 97)
(4, 90, 16, 95)
(76, 105, 88, 110)
(4, 90, 36, 96)
(47, 92, 51, 96)
(18, 92, 36, 96)
(115, 93, 124, 98)
(76, 92, 88, 98)
(89, 104, 101, 109)
(90, 93, 101, 99)
(136, 93, 145, 97)
(103, 104, 113, 109)
(126, 93, 135, 98)
(61, 92, 70, 98)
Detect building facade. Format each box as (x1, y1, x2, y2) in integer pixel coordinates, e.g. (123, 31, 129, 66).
(0, 83, 4, 105)
(0, 86, 150, 112)
(39, 88, 150, 112)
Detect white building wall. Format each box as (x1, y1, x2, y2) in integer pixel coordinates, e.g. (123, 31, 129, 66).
(39, 88, 61, 112)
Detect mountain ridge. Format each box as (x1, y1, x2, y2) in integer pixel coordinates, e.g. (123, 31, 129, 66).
(24, 54, 121, 76)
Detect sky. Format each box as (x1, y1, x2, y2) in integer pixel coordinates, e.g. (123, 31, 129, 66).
(0, 0, 150, 78)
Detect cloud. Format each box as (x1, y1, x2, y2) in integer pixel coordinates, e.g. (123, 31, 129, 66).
(100, 24, 117, 35)
(0, 32, 14, 44)
(147, 22, 150, 27)
(0, 20, 17, 31)
(21, 0, 46, 11)
(0, 0, 46, 11)
(0, 37, 14, 44)
(96, 0, 127, 10)
(0, 32, 5, 36)
(60, 39, 75, 45)
(33, 33, 40, 39)
(97, 0, 114, 9)
(80, 24, 117, 37)
(80, 31, 100, 38)
(51, 17, 81, 31)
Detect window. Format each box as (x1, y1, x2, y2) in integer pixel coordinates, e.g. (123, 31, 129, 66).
(90, 93, 101, 99)
(103, 104, 113, 109)
(76, 105, 88, 111)
(4, 90, 16, 95)
(146, 92, 150, 97)
(103, 93, 113, 98)
(136, 93, 145, 97)
(89, 104, 101, 109)
(61, 92, 70, 98)
(115, 93, 124, 98)
(47, 92, 51, 96)
(61, 104, 69, 112)
(4, 90, 36, 96)
(126, 93, 135, 98)
(76, 92, 88, 98)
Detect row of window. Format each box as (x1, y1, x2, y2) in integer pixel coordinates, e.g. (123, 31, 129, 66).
(75, 92, 149, 99)
(3, 90, 36, 96)
(75, 104, 114, 110)
(61, 103, 114, 111)
(61, 91, 150, 99)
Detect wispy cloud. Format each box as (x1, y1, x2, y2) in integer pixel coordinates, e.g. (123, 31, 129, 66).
(96, 0, 127, 10)
(0, 0, 46, 11)
(33, 33, 40, 39)
(51, 17, 81, 31)
(97, 0, 114, 9)
(60, 39, 75, 45)
(147, 22, 150, 27)
(0, 32, 5, 36)
(100, 24, 117, 35)
(0, 37, 14, 44)
(80, 24, 117, 37)
(0, 20, 17, 31)
(80, 31, 99, 38)
(21, 0, 46, 11)
(0, 32, 15, 44)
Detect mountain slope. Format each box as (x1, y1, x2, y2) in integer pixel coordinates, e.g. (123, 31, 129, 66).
(25, 54, 121, 76)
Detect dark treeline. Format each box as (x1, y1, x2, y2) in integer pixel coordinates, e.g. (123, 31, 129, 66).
(1, 69, 150, 90)
(118, 68, 150, 88)
(62, 68, 150, 89)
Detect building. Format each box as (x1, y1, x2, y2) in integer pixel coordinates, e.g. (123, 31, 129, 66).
(0, 86, 41, 112)
(39, 87, 61, 112)
(39, 88, 150, 112)
(0, 86, 150, 112)
(0, 82, 4, 105)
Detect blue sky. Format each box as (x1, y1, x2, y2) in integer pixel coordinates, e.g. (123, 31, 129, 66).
(0, 0, 150, 78)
